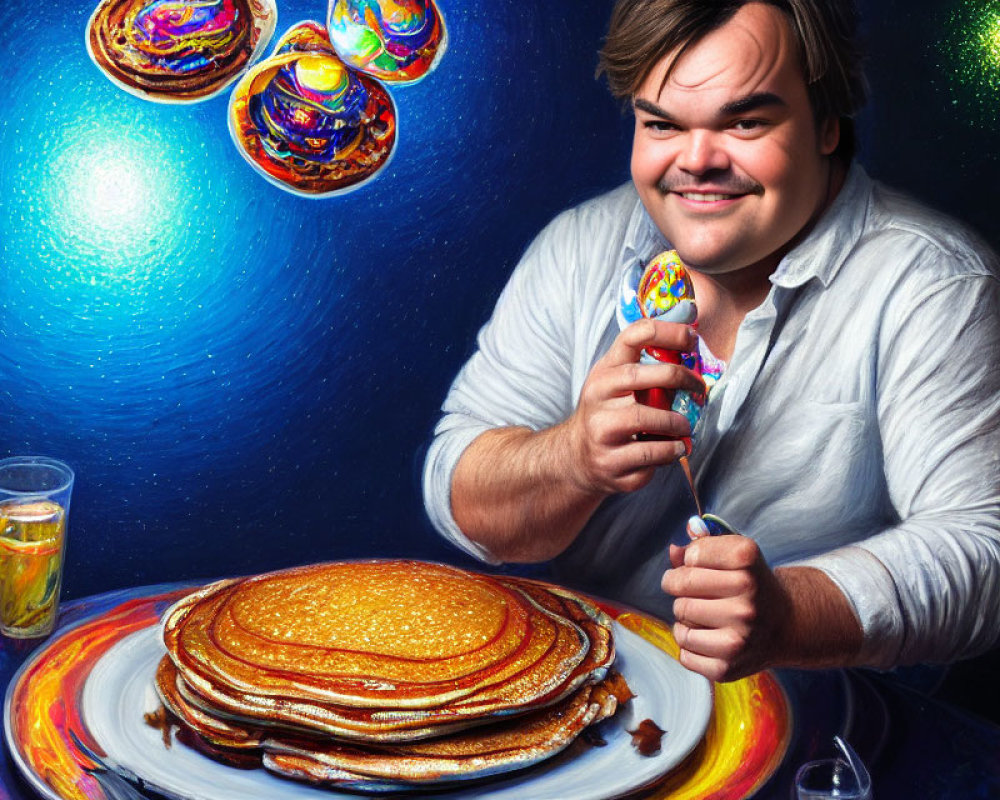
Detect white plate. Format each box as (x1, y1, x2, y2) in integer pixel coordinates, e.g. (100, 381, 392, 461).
(81, 622, 712, 800)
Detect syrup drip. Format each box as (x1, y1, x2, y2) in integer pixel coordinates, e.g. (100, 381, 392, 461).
(628, 718, 666, 756)
(143, 704, 176, 749)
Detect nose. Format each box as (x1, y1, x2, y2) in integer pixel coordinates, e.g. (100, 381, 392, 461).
(674, 130, 730, 175)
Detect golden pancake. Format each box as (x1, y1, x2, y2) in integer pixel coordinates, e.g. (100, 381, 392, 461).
(490, 578, 614, 708)
(170, 669, 486, 742)
(212, 573, 573, 700)
(163, 562, 601, 717)
(155, 656, 265, 751)
(160, 670, 631, 788)
(168, 562, 535, 686)
(169, 590, 554, 722)
(154, 560, 628, 790)
(163, 582, 605, 741)
(163, 562, 560, 708)
(260, 683, 612, 786)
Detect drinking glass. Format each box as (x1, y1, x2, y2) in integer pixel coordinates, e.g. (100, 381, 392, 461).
(0, 457, 74, 638)
(794, 736, 872, 799)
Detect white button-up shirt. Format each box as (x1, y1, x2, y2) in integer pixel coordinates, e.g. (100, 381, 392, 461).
(423, 165, 1000, 668)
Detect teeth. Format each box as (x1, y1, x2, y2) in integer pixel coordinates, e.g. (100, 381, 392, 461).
(681, 192, 733, 201)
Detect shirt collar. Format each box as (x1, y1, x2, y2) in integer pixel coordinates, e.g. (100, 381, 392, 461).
(618, 163, 874, 290)
(771, 162, 873, 289)
(621, 186, 669, 268)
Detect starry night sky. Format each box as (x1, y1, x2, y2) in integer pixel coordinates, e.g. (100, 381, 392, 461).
(1, 0, 997, 600)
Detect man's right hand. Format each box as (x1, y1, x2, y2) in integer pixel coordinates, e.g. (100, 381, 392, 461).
(450, 317, 704, 562)
(563, 318, 705, 496)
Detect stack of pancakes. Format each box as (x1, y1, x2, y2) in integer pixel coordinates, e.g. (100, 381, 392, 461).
(154, 559, 630, 790)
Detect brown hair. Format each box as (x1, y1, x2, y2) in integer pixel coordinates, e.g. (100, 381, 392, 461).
(597, 0, 867, 161)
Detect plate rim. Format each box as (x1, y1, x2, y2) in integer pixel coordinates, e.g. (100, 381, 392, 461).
(4, 659, 61, 800)
(4, 583, 199, 800)
(3, 583, 801, 800)
(77, 619, 712, 800)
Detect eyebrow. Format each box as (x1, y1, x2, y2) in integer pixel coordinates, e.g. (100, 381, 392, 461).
(720, 92, 787, 115)
(632, 92, 788, 118)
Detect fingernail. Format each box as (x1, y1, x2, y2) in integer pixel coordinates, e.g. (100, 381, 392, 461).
(688, 515, 711, 539)
(688, 327, 699, 349)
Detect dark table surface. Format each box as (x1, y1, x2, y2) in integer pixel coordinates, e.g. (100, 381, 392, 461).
(2, 586, 999, 800)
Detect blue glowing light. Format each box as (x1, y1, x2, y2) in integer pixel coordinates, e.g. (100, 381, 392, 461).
(0, 0, 637, 597)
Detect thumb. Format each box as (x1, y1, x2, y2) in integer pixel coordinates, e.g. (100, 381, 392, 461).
(669, 543, 686, 569)
(687, 515, 712, 540)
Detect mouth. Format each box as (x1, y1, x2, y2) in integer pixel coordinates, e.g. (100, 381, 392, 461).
(671, 190, 748, 210)
(677, 191, 742, 202)
(655, 173, 762, 212)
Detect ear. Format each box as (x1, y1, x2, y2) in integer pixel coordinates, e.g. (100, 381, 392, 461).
(818, 116, 840, 156)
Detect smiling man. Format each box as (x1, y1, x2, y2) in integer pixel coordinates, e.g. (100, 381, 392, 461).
(423, 0, 1000, 681)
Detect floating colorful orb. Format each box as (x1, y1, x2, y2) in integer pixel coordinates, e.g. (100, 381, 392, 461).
(326, 0, 446, 83)
(86, 0, 277, 103)
(229, 21, 397, 197)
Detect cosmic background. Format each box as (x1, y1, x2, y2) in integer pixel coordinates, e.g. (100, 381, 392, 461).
(0, 0, 998, 600)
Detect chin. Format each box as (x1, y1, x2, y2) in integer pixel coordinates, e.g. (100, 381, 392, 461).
(668, 245, 738, 274)
(669, 231, 779, 274)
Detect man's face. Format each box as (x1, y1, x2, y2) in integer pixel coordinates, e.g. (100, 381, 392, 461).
(630, 2, 839, 276)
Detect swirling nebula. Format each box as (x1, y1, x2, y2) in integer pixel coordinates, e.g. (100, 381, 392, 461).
(327, 0, 446, 83)
(229, 21, 397, 196)
(87, 0, 276, 102)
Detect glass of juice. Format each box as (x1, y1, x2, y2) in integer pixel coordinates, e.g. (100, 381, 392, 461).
(0, 457, 74, 638)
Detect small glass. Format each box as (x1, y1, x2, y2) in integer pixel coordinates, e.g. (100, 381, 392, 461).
(0, 457, 74, 638)
(794, 736, 872, 799)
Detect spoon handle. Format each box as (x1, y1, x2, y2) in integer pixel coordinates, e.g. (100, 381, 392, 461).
(678, 455, 702, 518)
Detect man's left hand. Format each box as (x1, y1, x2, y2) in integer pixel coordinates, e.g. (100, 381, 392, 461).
(662, 527, 790, 682)
(662, 520, 866, 682)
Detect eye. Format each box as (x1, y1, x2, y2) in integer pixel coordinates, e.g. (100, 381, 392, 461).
(731, 118, 768, 133)
(642, 119, 679, 134)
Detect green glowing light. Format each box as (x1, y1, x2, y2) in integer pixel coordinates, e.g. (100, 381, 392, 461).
(942, 0, 1000, 123)
(977, 10, 1000, 69)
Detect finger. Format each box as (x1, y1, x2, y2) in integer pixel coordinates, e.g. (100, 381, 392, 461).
(590, 407, 692, 448)
(676, 644, 743, 683)
(584, 441, 685, 492)
(629, 404, 694, 439)
(668, 543, 686, 570)
(673, 595, 757, 630)
(631, 363, 706, 397)
(606, 466, 658, 495)
(616, 438, 688, 470)
(674, 636, 729, 681)
(604, 319, 697, 366)
(662, 565, 755, 600)
(594, 361, 705, 399)
(675, 623, 753, 662)
(684, 535, 762, 570)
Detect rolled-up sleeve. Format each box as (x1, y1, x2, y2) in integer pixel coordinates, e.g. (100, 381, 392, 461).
(801, 260, 1000, 667)
(422, 209, 585, 563)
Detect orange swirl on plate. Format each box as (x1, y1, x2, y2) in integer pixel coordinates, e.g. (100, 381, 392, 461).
(7, 589, 191, 800)
(615, 611, 791, 800)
